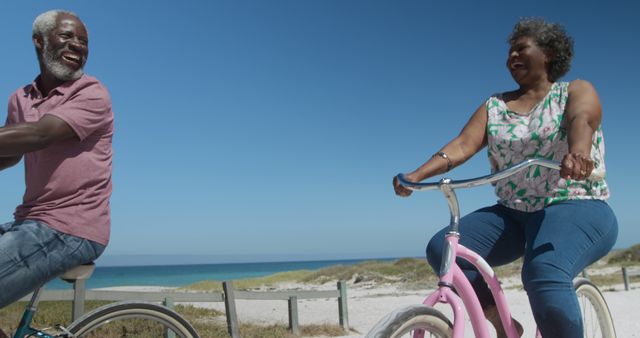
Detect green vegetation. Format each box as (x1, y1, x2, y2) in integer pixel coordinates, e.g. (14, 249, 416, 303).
(588, 272, 640, 287)
(0, 301, 107, 336)
(185, 270, 312, 292)
(0, 301, 346, 338)
(607, 244, 640, 265)
(185, 245, 640, 294)
(185, 258, 438, 292)
(493, 258, 524, 278)
(3, 245, 637, 337)
(301, 258, 436, 286)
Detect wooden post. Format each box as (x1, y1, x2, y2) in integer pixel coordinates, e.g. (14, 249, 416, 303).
(223, 281, 241, 338)
(71, 279, 86, 321)
(163, 297, 176, 338)
(623, 267, 630, 291)
(288, 296, 300, 335)
(337, 280, 349, 331)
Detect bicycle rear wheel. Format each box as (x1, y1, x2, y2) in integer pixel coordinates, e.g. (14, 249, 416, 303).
(365, 305, 452, 338)
(574, 278, 616, 338)
(66, 301, 200, 338)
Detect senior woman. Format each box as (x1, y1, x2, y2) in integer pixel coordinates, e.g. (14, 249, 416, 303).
(393, 18, 618, 338)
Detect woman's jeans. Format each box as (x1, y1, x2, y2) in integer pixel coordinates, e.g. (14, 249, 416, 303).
(0, 220, 105, 308)
(426, 200, 618, 338)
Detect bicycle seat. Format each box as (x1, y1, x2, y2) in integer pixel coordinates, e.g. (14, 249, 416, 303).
(61, 262, 96, 283)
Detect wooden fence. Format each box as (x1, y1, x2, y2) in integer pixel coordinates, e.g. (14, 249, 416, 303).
(21, 280, 349, 338)
(622, 266, 640, 291)
(22, 266, 638, 337)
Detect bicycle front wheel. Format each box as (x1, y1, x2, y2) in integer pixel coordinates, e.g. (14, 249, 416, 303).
(365, 305, 452, 338)
(574, 278, 616, 338)
(66, 301, 200, 338)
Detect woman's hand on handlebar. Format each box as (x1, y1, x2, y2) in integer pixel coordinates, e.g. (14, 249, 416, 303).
(393, 173, 417, 197)
(560, 153, 594, 181)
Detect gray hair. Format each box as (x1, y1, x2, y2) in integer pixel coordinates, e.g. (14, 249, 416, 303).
(508, 18, 574, 82)
(32, 10, 79, 39)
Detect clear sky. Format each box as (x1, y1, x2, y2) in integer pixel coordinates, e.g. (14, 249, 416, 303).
(0, 1, 638, 266)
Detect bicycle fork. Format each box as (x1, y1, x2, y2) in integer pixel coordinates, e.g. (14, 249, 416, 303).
(420, 233, 522, 338)
(415, 180, 521, 338)
(423, 233, 493, 338)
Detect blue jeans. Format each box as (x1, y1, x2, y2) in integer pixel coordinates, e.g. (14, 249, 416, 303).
(426, 200, 618, 338)
(0, 220, 105, 308)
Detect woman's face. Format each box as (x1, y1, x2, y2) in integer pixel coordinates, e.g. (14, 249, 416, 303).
(506, 36, 550, 84)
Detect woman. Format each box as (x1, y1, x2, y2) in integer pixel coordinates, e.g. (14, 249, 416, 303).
(393, 19, 618, 338)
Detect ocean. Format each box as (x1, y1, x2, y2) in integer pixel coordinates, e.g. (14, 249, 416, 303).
(45, 258, 396, 290)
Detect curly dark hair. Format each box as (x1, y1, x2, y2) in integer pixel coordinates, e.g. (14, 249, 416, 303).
(508, 18, 574, 82)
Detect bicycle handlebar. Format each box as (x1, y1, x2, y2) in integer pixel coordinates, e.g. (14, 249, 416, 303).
(396, 158, 562, 234)
(396, 158, 561, 191)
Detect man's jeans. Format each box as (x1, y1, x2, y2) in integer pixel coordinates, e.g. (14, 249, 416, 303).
(0, 220, 105, 308)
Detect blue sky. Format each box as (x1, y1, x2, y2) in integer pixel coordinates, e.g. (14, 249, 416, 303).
(0, 1, 638, 266)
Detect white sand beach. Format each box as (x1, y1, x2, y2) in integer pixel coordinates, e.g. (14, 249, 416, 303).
(106, 278, 640, 337)
(195, 281, 640, 337)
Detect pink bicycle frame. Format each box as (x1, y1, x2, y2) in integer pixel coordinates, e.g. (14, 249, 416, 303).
(419, 234, 521, 338)
(397, 159, 563, 338)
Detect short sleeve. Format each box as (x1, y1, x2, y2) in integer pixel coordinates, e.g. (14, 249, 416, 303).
(6, 93, 19, 126)
(46, 82, 113, 141)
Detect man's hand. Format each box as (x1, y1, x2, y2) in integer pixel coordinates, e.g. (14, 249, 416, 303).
(393, 175, 413, 197)
(560, 153, 594, 181)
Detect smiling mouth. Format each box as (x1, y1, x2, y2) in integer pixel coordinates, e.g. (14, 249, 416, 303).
(61, 53, 82, 66)
(510, 62, 525, 70)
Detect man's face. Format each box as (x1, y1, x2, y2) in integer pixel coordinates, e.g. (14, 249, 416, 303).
(41, 14, 89, 81)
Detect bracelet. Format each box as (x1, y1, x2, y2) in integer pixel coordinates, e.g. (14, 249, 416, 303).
(433, 151, 453, 172)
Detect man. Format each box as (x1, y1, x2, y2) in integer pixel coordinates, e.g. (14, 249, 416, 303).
(0, 9, 113, 311)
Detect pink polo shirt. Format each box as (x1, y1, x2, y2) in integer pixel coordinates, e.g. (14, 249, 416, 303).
(6, 74, 114, 245)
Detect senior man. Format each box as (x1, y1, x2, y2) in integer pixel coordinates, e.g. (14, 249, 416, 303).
(0, 8, 113, 318)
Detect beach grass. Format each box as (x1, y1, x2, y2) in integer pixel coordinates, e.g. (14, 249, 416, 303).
(606, 243, 640, 266)
(0, 300, 346, 337)
(185, 270, 313, 291)
(2, 245, 637, 337)
(302, 258, 437, 285)
(183, 247, 640, 294)
(184, 258, 439, 292)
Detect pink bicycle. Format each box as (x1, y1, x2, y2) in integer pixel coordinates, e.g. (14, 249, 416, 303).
(366, 158, 616, 338)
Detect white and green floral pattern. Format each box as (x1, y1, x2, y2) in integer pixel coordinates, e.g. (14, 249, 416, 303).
(486, 82, 609, 212)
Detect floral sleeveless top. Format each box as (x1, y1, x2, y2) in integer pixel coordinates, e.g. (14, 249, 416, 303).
(486, 82, 609, 212)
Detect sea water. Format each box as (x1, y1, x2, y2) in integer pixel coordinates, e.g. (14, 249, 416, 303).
(46, 258, 395, 290)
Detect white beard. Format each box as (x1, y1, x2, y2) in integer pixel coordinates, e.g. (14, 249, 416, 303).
(42, 39, 84, 81)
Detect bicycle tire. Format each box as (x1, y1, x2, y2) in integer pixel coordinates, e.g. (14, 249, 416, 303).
(365, 304, 453, 338)
(66, 301, 200, 338)
(574, 278, 616, 338)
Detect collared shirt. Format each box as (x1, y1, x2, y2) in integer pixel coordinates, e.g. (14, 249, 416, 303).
(6, 74, 114, 245)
